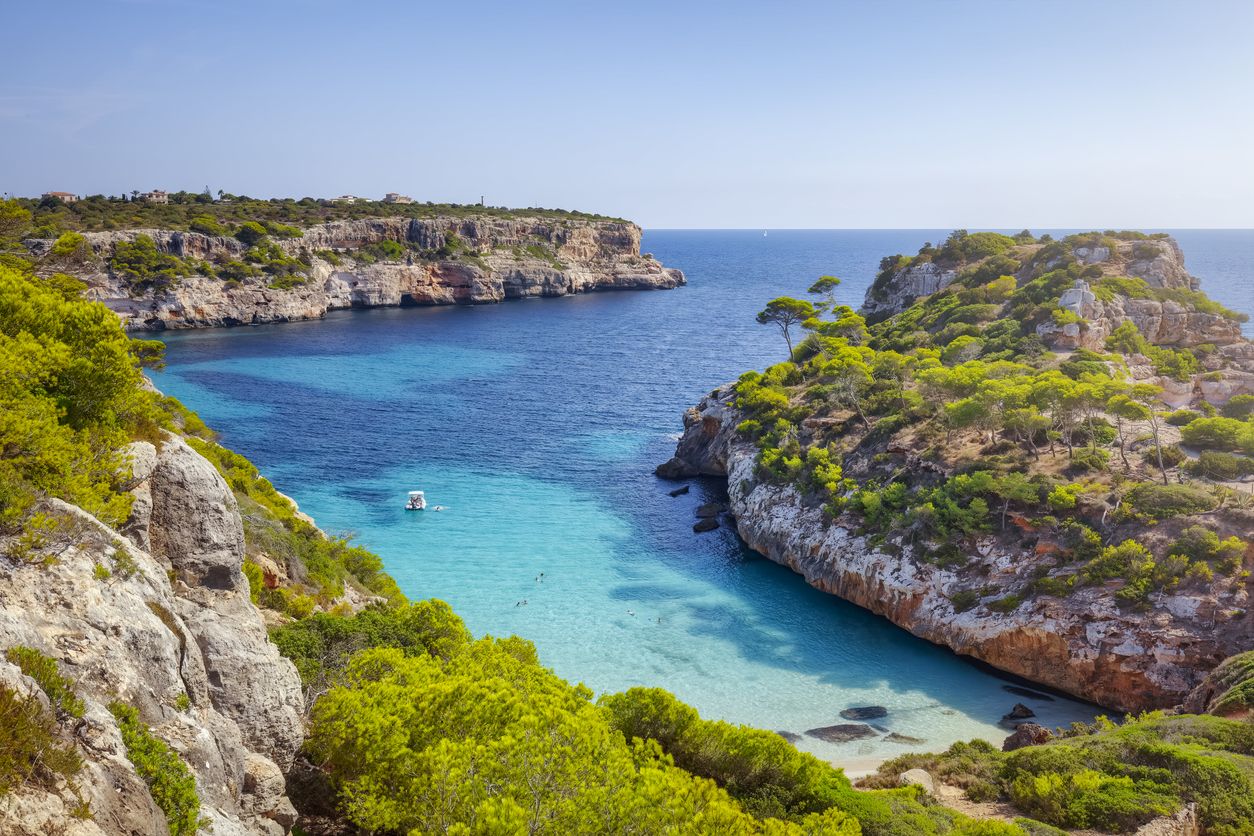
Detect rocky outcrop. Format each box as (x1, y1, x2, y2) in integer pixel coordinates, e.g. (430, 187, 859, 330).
(862, 235, 1218, 342)
(662, 388, 1252, 712)
(1038, 278, 1245, 353)
(0, 433, 303, 835)
(862, 260, 959, 321)
(29, 216, 684, 330)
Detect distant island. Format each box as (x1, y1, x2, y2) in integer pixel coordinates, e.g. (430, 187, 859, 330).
(8, 192, 683, 330)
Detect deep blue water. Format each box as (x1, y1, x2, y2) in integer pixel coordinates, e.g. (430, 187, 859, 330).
(151, 229, 1254, 770)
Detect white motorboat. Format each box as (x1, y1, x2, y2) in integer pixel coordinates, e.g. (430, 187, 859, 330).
(405, 490, 427, 511)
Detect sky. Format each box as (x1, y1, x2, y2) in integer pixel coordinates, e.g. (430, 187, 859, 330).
(2, 0, 1253, 228)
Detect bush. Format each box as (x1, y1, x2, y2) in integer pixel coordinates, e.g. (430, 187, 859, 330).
(109, 702, 201, 836)
(1007, 768, 1177, 831)
(1067, 448, 1108, 473)
(0, 265, 164, 531)
(1164, 409, 1200, 427)
(108, 234, 193, 291)
(271, 600, 471, 694)
(234, 220, 268, 246)
(1154, 444, 1187, 469)
(1125, 483, 1217, 518)
(1002, 714, 1254, 832)
(188, 215, 228, 236)
(1221, 394, 1254, 419)
(1181, 417, 1254, 454)
(1186, 450, 1254, 481)
(987, 594, 1023, 613)
(0, 684, 82, 795)
(306, 646, 874, 835)
(949, 590, 980, 613)
(4, 646, 84, 718)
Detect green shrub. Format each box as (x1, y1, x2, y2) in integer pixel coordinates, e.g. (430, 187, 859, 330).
(109, 702, 201, 836)
(1181, 417, 1254, 454)
(271, 600, 471, 692)
(1186, 450, 1254, 480)
(1166, 526, 1246, 575)
(0, 684, 82, 795)
(4, 646, 84, 718)
(1002, 714, 1254, 832)
(949, 590, 980, 613)
(1154, 444, 1187, 469)
(1068, 448, 1109, 473)
(1007, 768, 1177, 831)
(233, 220, 268, 246)
(0, 265, 164, 531)
(1221, 394, 1254, 419)
(241, 559, 264, 604)
(1202, 652, 1254, 715)
(188, 215, 228, 236)
(108, 234, 193, 292)
(1164, 409, 1200, 427)
(987, 594, 1023, 613)
(1126, 483, 1216, 518)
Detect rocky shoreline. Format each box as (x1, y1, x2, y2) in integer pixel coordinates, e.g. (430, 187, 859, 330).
(0, 434, 303, 835)
(659, 387, 1251, 712)
(29, 216, 684, 331)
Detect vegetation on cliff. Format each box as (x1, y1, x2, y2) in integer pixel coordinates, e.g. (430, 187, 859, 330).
(738, 230, 1251, 617)
(864, 714, 1254, 834)
(8, 193, 627, 237)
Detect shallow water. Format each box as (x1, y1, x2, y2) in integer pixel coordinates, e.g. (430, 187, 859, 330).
(151, 229, 1253, 769)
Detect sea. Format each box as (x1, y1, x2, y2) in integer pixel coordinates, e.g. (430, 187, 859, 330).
(150, 229, 1254, 771)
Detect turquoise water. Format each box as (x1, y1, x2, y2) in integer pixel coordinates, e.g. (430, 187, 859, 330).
(152, 230, 1254, 770)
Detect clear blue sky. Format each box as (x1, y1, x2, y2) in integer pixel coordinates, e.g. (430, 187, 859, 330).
(3, 0, 1252, 228)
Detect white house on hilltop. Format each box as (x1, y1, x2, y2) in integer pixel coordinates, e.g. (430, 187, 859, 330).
(42, 191, 79, 203)
(383, 192, 414, 204)
(139, 190, 168, 204)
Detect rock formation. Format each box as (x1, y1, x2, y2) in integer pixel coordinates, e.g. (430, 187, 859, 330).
(662, 386, 1252, 712)
(0, 433, 303, 835)
(27, 216, 684, 331)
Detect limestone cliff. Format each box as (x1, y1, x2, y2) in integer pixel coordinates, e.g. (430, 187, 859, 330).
(862, 233, 1254, 405)
(663, 388, 1253, 713)
(0, 434, 304, 835)
(27, 216, 684, 331)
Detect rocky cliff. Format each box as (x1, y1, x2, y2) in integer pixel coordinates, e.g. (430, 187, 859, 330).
(0, 434, 304, 835)
(663, 388, 1253, 713)
(28, 216, 684, 330)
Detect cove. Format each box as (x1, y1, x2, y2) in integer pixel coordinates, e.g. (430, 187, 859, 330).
(149, 229, 1254, 770)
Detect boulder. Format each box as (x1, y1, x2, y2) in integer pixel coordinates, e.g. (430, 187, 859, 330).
(839, 706, 888, 721)
(656, 456, 698, 479)
(805, 723, 877, 743)
(1002, 702, 1036, 724)
(885, 732, 926, 744)
(693, 518, 719, 533)
(667, 485, 690, 497)
(1002, 723, 1053, 751)
(775, 730, 801, 744)
(695, 503, 723, 518)
(898, 768, 935, 795)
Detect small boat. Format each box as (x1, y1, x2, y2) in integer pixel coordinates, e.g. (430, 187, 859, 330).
(405, 490, 427, 511)
(763, 230, 768, 237)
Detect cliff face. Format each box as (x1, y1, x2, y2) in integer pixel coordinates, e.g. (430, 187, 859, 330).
(30, 217, 684, 330)
(665, 389, 1253, 713)
(862, 236, 1243, 350)
(0, 434, 304, 835)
